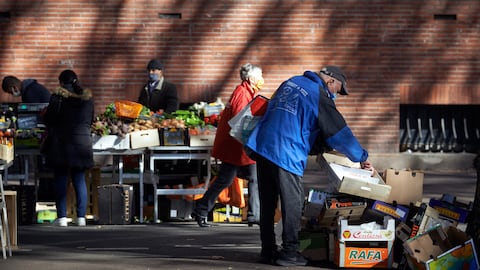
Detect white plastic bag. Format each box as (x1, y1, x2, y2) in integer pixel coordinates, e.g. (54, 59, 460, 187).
(228, 95, 269, 144)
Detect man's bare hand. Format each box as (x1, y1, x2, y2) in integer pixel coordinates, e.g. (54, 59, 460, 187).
(360, 160, 376, 176)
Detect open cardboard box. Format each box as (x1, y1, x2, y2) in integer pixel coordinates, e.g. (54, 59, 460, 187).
(303, 190, 366, 228)
(404, 225, 479, 270)
(318, 152, 391, 201)
(335, 216, 396, 268)
(384, 169, 424, 205)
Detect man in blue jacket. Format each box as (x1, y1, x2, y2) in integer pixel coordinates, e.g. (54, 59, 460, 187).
(245, 66, 375, 266)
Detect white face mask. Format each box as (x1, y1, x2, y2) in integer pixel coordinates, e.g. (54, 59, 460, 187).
(12, 89, 21, 97)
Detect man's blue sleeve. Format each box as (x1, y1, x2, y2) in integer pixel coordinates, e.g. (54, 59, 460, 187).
(326, 126, 369, 162)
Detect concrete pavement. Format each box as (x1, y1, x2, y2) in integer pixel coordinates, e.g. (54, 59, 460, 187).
(1, 167, 477, 269)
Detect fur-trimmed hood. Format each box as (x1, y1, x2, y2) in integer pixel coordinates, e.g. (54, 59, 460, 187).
(53, 86, 93, 100)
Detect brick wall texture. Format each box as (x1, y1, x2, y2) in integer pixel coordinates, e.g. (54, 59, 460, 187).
(0, 0, 479, 153)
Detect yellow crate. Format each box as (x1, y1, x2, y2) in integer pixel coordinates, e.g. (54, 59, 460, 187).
(213, 211, 243, 223)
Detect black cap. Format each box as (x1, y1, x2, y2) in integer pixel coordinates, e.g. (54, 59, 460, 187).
(147, 59, 163, 70)
(320, 66, 349, 95)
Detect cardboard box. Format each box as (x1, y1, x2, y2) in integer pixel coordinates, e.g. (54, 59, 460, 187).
(384, 169, 424, 205)
(320, 203, 366, 229)
(371, 200, 410, 222)
(169, 199, 194, 220)
(409, 203, 444, 238)
(404, 225, 479, 270)
(319, 152, 391, 201)
(0, 143, 14, 163)
(335, 216, 396, 268)
(36, 202, 57, 223)
(97, 184, 134, 225)
(299, 231, 329, 261)
(303, 190, 366, 228)
(303, 189, 328, 218)
(189, 134, 215, 146)
(161, 128, 188, 146)
(130, 128, 160, 149)
(428, 198, 470, 223)
(92, 134, 131, 150)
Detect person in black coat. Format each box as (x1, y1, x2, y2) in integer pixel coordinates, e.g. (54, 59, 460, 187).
(2, 75, 51, 103)
(43, 69, 94, 227)
(138, 59, 179, 113)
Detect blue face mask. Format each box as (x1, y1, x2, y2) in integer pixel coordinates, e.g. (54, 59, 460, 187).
(149, 73, 159, 82)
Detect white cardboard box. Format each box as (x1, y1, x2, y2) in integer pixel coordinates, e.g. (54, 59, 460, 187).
(92, 134, 130, 150)
(189, 134, 215, 146)
(335, 216, 396, 269)
(130, 129, 160, 149)
(318, 152, 391, 201)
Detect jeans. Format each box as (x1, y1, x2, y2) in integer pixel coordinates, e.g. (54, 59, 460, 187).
(54, 168, 88, 218)
(256, 155, 304, 254)
(193, 162, 260, 222)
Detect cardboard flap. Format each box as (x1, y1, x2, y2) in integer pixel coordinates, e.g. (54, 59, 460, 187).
(404, 225, 451, 263)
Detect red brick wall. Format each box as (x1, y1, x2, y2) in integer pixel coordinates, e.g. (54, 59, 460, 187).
(1, 1, 479, 153)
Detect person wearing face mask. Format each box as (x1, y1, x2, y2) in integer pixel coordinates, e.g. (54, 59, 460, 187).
(245, 66, 375, 266)
(191, 63, 264, 227)
(138, 59, 179, 114)
(2, 75, 51, 103)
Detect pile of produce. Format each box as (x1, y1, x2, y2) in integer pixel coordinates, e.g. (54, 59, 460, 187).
(91, 102, 214, 137)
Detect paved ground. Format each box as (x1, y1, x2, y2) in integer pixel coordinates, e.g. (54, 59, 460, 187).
(1, 167, 477, 269)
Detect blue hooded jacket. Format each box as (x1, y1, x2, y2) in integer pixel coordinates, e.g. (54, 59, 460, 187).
(245, 71, 368, 176)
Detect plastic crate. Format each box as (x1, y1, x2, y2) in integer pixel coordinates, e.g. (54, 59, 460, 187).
(115, 100, 143, 119)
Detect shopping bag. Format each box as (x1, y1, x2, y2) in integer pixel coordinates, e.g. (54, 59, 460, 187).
(228, 95, 269, 144)
(209, 176, 246, 208)
(227, 177, 245, 209)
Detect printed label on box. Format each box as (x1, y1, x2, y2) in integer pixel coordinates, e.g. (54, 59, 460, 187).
(372, 200, 410, 222)
(344, 247, 390, 268)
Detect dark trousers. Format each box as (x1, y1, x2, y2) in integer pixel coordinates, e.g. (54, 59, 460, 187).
(193, 162, 259, 221)
(256, 155, 304, 254)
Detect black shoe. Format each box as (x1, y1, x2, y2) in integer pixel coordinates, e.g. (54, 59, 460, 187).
(259, 250, 278, 265)
(247, 220, 259, 227)
(275, 250, 308, 266)
(191, 212, 210, 227)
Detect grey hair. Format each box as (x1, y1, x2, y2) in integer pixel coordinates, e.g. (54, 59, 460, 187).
(239, 63, 262, 81)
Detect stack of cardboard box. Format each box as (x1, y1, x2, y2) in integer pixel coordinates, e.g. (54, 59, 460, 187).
(299, 151, 478, 269)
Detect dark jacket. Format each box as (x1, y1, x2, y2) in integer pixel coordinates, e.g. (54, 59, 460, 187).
(138, 79, 178, 113)
(21, 79, 51, 103)
(43, 86, 94, 170)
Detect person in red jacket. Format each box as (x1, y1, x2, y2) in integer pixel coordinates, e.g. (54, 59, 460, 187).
(191, 63, 264, 227)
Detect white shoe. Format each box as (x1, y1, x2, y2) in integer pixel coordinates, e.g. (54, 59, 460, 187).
(77, 217, 86, 227)
(55, 217, 68, 227)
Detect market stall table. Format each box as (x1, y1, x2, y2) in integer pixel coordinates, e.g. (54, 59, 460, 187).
(148, 146, 212, 223)
(5, 148, 147, 223)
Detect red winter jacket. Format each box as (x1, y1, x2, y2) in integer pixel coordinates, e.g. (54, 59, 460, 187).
(211, 81, 256, 166)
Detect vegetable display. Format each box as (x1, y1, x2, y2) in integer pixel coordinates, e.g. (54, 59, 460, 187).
(91, 102, 218, 137)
